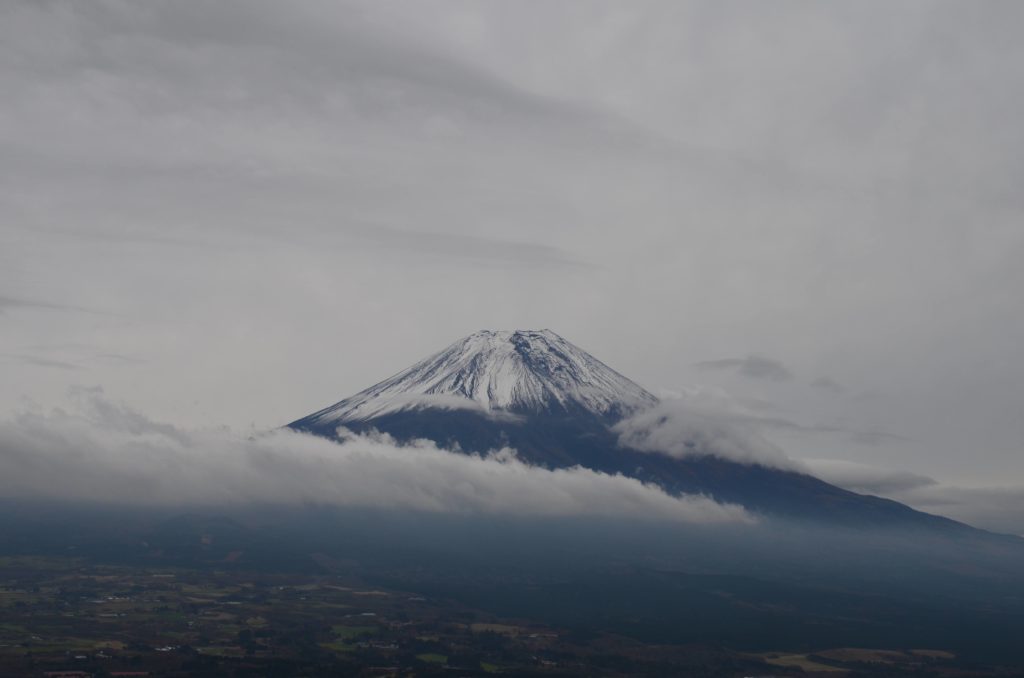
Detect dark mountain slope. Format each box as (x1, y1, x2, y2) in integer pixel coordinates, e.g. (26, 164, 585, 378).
(288, 330, 1000, 535)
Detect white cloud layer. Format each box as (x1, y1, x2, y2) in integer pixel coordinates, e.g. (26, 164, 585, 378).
(0, 395, 751, 525)
(613, 398, 1024, 535)
(614, 389, 801, 470)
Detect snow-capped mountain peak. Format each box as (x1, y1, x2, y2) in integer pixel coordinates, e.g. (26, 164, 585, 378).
(296, 329, 658, 426)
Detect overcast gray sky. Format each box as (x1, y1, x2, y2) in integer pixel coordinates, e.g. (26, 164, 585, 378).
(2, 1, 1023, 523)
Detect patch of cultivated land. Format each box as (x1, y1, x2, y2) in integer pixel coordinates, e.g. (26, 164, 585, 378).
(763, 652, 849, 672)
(817, 647, 952, 663)
(0, 557, 1000, 677)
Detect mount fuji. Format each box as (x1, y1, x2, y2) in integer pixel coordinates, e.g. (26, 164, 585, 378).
(289, 330, 979, 533)
(291, 329, 655, 426)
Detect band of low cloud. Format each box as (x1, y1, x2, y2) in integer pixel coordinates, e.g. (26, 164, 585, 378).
(0, 395, 752, 525)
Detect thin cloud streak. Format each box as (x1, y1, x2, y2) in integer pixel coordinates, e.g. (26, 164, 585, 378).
(0, 295, 99, 316)
(4, 355, 84, 371)
(803, 457, 1024, 535)
(802, 458, 938, 494)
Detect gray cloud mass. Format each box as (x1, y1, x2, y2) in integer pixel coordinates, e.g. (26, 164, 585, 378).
(810, 377, 846, 394)
(1, 1, 1022, 528)
(696, 355, 794, 382)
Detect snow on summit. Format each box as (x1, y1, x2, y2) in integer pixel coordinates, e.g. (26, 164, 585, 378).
(299, 330, 658, 425)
